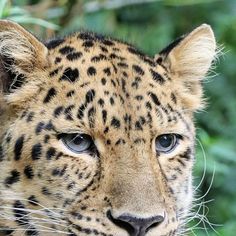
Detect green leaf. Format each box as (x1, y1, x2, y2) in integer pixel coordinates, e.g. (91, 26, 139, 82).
(7, 16, 60, 30)
(0, 0, 8, 18)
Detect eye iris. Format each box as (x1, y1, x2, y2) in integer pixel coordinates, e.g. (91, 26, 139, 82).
(62, 134, 93, 153)
(155, 134, 177, 153)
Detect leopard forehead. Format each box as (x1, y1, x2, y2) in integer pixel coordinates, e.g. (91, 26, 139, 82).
(38, 32, 186, 138)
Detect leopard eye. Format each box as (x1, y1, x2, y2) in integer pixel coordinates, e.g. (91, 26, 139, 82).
(155, 134, 178, 153)
(61, 133, 94, 153)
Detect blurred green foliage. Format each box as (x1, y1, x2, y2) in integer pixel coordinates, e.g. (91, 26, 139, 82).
(1, 0, 236, 235)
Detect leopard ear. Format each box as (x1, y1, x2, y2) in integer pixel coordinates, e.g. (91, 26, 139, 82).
(0, 20, 49, 95)
(155, 24, 216, 110)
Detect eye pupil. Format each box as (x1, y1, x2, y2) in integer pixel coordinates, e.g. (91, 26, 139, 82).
(73, 136, 85, 145)
(158, 135, 172, 148)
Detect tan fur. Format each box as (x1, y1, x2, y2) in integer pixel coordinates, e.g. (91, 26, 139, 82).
(0, 21, 216, 236)
(155, 24, 216, 110)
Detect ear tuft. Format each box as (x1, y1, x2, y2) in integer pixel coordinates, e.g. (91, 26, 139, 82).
(155, 24, 217, 111)
(0, 20, 49, 93)
(156, 24, 216, 81)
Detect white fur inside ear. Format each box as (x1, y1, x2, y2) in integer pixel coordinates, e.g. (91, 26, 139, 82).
(0, 30, 35, 74)
(169, 24, 216, 81)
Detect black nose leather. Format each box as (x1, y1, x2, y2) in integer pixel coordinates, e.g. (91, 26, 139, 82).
(107, 211, 165, 236)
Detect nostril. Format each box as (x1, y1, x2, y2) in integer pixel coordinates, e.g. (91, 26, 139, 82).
(107, 210, 165, 236)
(145, 215, 165, 233)
(107, 210, 135, 235)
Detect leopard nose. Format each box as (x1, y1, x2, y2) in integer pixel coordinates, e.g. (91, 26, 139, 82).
(107, 210, 165, 236)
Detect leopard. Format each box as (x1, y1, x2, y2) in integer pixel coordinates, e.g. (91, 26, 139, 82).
(0, 20, 216, 236)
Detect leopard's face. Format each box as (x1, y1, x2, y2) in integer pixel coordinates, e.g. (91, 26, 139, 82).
(0, 21, 216, 236)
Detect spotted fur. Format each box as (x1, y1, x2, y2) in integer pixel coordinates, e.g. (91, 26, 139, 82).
(0, 20, 216, 236)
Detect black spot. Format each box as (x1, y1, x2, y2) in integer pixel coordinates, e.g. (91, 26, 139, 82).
(28, 195, 39, 206)
(26, 228, 38, 236)
(6, 133, 12, 143)
(121, 79, 126, 93)
(79, 32, 94, 40)
(128, 46, 145, 57)
(102, 110, 107, 124)
(104, 90, 109, 96)
(45, 121, 54, 132)
(0, 145, 3, 162)
(66, 90, 75, 97)
(117, 62, 128, 68)
(88, 107, 96, 128)
(110, 53, 119, 59)
(42, 187, 51, 195)
(100, 46, 108, 53)
(150, 68, 165, 84)
(35, 122, 45, 134)
(67, 52, 82, 61)
(148, 92, 161, 106)
(101, 78, 106, 85)
(46, 38, 65, 50)
(82, 40, 94, 47)
(145, 101, 152, 110)
(55, 57, 61, 64)
(127, 47, 156, 66)
(87, 66, 96, 76)
(44, 135, 50, 144)
(179, 148, 191, 160)
(102, 39, 114, 46)
(31, 143, 42, 160)
(20, 111, 27, 119)
(115, 139, 126, 145)
(14, 136, 24, 161)
(43, 88, 57, 104)
(52, 168, 60, 176)
(110, 97, 115, 105)
(171, 93, 177, 104)
(46, 147, 56, 160)
(67, 182, 75, 190)
(111, 79, 116, 87)
(64, 105, 75, 120)
(135, 95, 143, 101)
(60, 67, 79, 82)
(133, 65, 144, 75)
(86, 89, 96, 103)
(26, 112, 34, 122)
(111, 117, 120, 128)
(54, 106, 64, 117)
(91, 54, 107, 62)
(177, 158, 186, 167)
(13, 200, 28, 225)
(77, 104, 86, 119)
(49, 68, 59, 77)
(104, 127, 109, 134)
(59, 46, 75, 55)
(135, 121, 143, 130)
(134, 138, 146, 144)
(98, 99, 105, 107)
(24, 165, 34, 179)
(103, 67, 111, 76)
(4, 170, 20, 187)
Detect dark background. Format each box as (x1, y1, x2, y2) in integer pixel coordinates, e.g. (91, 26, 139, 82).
(1, 0, 236, 235)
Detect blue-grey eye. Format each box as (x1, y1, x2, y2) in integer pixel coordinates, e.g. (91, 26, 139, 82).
(61, 133, 94, 153)
(155, 134, 178, 153)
